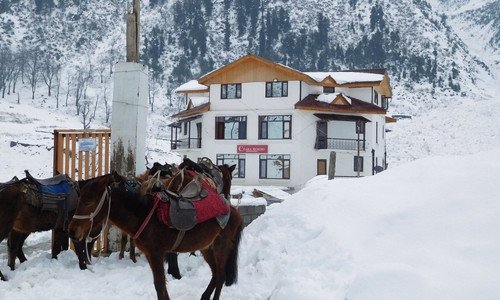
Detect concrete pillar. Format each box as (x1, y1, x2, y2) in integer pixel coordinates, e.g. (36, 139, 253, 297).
(108, 61, 148, 253)
(110, 62, 148, 176)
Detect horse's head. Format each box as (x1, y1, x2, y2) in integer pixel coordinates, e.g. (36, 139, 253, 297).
(68, 171, 124, 242)
(216, 164, 236, 200)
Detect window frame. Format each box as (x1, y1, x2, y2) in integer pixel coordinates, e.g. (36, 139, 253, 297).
(258, 115, 292, 140)
(220, 83, 242, 99)
(259, 154, 291, 179)
(354, 156, 364, 172)
(216, 154, 246, 178)
(323, 86, 335, 93)
(265, 81, 288, 98)
(215, 116, 247, 140)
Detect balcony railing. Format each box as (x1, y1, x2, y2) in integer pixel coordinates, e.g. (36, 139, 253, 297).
(171, 137, 201, 150)
(326, 138, 365, 151)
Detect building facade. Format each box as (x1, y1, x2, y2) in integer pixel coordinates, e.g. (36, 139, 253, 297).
(169, 54, 394, 190)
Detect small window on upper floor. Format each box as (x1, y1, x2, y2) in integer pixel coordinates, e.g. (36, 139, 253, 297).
(265, 81, 288, 97)
(373, 90, 379, 105)
(221, 83, 242, 99)
(323, 86, 335, 93)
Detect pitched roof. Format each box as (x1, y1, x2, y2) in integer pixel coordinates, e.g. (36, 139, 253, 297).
(174, 80, 208, 93)
(171, 102, 210, 119)
(295, 94, 386, 114)
(197, 54, 315, 85)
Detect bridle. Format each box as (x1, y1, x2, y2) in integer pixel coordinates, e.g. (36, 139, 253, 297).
(72, 185, 112, 264)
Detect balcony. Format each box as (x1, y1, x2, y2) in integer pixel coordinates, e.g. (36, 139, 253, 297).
(327, 138, 365, 151)
(171, 137, 201, 150)
(316, 137, 365, 151)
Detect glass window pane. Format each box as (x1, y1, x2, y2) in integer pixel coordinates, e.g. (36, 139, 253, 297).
(266, 83, 272, 97)
(272, 82, 282, 97)
(227, 84, 237, 98)
(282, 82, 288, 97)
(268, 121, 283, 139)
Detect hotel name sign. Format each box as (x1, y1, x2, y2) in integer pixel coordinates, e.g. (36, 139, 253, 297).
(236, 145, 268, 153)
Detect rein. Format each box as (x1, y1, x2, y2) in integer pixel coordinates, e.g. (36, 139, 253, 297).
(72, 186, 112, 264)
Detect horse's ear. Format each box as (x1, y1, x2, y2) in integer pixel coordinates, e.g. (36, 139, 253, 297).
(228, 164, 236, 173)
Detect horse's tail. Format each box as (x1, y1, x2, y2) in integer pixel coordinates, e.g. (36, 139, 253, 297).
(225, 211, 243, 286)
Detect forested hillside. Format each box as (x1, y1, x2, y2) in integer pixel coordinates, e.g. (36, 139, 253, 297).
(0, 0, 495, 122)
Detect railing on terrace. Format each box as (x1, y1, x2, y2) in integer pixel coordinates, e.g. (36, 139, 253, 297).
(171, 137, 201, 150)
(326, 138, 365, 151)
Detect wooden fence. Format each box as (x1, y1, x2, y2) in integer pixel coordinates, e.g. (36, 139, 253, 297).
(53, 129, 112, 254)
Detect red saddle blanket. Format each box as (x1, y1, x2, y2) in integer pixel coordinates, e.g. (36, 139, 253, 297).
(155, 174, 229, 227)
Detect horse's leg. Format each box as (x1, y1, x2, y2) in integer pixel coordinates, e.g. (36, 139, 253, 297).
(119, 232, 127, 260)
(129, 238, 137, 263)
(52, 228, 69, 259)
(200, 248, 218, 300)
(145, 253, 170, 300)
(16, 233, 29, 263)
(8, 230, 29, 270)
(166, 252, 182, 280)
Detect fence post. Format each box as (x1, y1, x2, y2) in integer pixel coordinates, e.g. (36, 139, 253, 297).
(328, 151, 336, 180)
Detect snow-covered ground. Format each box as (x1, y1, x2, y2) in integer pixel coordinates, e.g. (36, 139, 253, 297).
(1, 40, 500, 300)
(1, 142, 499, 299)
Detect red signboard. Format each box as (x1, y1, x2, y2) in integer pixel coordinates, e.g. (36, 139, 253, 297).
(237, 145, 268, 153)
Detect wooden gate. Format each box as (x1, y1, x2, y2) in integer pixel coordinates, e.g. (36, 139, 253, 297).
(53, 129, 111, 254)
(53, 129, 111, 180)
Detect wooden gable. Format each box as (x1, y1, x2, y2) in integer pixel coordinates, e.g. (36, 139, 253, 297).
(198, 54, 316, 85)
(332, 94, 351, 105)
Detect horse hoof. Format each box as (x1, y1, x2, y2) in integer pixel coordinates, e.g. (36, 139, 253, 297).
(79, 264, 87, 270)
(118, 254, 124, 260)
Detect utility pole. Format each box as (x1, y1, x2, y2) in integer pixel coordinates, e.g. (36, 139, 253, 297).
(126, 0, 140, 63)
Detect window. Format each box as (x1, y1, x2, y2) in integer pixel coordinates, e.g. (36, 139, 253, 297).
(381, 95, 388, 109)
(373, 90, 379, 104)
(265, 81, 288, 97)
(215, 116, 247, 140)
(221, 83, 241, 99)
(354, 156, 364, 172)
(323, 86, 335, 93)
(317, 159, 327, 175)
(259, 115, 291, 139)
(216, 154, 245, 178)
(183, 122, 188, 135)
(259, 154, 290, 179)
(356, 121, 365, 134)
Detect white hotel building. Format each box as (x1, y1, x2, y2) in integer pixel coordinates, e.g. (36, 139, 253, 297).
(169, 54, 394, 190)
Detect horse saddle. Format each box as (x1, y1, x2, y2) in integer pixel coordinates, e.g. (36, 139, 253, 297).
(23, 170, 78, 229)
(178, 174, 208, 201)
(169, 198, 196, 231)
(0, 176, 19, 191)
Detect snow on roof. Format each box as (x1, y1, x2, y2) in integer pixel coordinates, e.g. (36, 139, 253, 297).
(317, 93, 352, 104)
(188, 96, 209, 109)
(305, 72, 384, 84)
(174, 80, 208, 93)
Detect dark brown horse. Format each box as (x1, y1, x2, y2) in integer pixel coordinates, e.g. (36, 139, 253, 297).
(69, 164, 243, 300)
(0, 176, 97, 281)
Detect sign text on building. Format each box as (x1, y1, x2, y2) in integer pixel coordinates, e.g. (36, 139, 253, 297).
(237, 144, 268, 153)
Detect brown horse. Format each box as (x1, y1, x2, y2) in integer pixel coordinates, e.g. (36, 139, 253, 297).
(69, 164, 242, 300)
(0, 176, 98, 281)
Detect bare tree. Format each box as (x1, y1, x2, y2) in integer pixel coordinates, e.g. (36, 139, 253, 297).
(103, 85, 111, 124)
(0, 48, 10, 98)
(65, 71, 72, 107)
(74, 70, 86, 115)
(80, 99, 94, 129)
(25, 49, 41, 100)
(41, 54, 60, 97)
(54, 67, 62, 108)
(149, 77, 157, 112)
